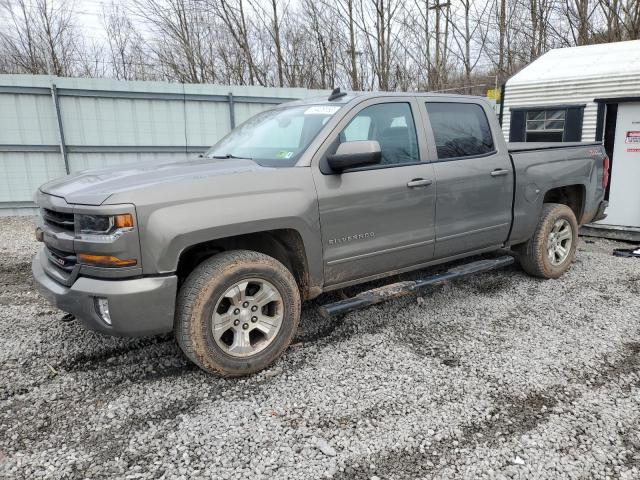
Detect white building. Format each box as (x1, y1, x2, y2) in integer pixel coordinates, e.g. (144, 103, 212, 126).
(501, 40, 640, 239)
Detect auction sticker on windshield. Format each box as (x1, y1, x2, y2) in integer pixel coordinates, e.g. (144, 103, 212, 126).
(276, 151, 294, 159)
(305, 106, 341, 115)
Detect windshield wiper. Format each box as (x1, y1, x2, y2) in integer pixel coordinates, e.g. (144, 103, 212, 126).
(211, 153, 252, 160)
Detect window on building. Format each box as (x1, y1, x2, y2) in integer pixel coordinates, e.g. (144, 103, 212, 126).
(525, 110, 565, 142)
(425, 102, 495, 159)
(508, 105, 584, 143)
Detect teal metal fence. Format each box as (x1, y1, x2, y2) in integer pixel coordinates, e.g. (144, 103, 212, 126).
(0, 75, 325, 214)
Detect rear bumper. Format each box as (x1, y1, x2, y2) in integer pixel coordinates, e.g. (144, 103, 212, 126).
(592, 200, 609, 222)
(32, 249, 177, 336)
(582, 200, 608, 225)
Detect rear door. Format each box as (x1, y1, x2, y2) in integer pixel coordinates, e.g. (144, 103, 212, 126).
(312, 97, 437, 286)
(420, 100, 513, 258)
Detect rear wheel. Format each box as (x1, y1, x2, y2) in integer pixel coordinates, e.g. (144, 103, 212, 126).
(515, 203, 578, 279)
(175, 250, 301, 376)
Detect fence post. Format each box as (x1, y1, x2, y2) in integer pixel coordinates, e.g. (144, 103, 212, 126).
(228, 91, 235, 129)
(50, 84, 70, 174)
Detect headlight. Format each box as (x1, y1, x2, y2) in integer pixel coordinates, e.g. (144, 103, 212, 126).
(74, 214, 134, 241)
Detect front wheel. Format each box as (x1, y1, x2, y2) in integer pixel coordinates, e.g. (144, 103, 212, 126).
(175, 250, 301, 376)
(514, 203, 579, 279)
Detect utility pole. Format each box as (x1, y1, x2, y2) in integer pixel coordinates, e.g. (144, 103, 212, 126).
(429, 1, 451, 90)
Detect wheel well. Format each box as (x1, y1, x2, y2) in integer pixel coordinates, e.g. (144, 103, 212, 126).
(176, 229, 311, 299)
(543, 185, 585, 223)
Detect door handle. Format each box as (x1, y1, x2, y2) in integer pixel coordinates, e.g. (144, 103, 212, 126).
(407, 178, 433, 188)
(490, 169, 510, 177)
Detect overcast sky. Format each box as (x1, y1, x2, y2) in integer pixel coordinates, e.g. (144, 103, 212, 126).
(0, 0, 119, 43)
(75, 0, 117, 42)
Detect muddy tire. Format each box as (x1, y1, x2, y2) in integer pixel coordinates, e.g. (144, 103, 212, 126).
(514, 203, 578, 279)
(175, 250, 301, 377)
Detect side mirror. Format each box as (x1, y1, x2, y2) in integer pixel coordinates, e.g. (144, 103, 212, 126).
(327, 140, 381, 173)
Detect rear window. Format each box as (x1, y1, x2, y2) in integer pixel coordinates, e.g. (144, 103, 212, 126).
(425, 102, 495, 159)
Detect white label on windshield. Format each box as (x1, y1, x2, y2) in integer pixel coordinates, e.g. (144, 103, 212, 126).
(304, 106, 340, 115)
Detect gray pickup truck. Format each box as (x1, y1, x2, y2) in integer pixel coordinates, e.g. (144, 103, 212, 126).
(32, 90, 609, 376)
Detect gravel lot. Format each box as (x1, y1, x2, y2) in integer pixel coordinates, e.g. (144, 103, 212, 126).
(1, 216, 639, 480)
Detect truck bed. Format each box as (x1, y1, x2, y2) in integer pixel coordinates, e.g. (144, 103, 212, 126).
(508, 141, 601, 153)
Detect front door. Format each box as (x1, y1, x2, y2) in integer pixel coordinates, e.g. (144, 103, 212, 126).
(421, 100, 513, 258)
(312, 98, 437, 286)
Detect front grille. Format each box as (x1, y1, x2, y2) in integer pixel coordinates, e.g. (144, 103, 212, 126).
(42, 208, 74, 232)
(45, 246, 77, 272)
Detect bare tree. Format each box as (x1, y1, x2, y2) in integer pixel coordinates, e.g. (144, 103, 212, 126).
(131, 0, 218, 83)
(1, 0, 638, 94)
(327, 0, 361, 90)
(560, 0, 599, 45)
(598, 0, 640, 40)
(298, 0, 340, 88)
(0, 0, 82, 75)
(621, 0, 640, 39)
(248, 0, 287, 87)
(212, 0, 265, 85)
(448, 0, 493, 92)
(354, 0, 402, 91)
(103, 2, 152, 80)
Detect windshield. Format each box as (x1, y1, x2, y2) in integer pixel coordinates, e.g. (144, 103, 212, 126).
(205, 105, 341, 166)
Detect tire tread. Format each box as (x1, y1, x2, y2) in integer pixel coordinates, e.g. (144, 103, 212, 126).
(516, 203, 578, 279)
(174, 250, 300, 376)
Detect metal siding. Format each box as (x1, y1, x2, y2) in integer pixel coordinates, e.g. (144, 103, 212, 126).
(184, 99, 231, 146)
(502, 73, 640, 142)
(60, 96, 186, 146)
(68, 152, 188, 172)
(0, 75, 327, 211)
(0, 92, 58, 145)
(0, 152, 66, 202)
(234, 102, 275, 126)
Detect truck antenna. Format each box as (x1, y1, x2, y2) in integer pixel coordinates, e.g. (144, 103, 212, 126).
(328, 87, 347, 101)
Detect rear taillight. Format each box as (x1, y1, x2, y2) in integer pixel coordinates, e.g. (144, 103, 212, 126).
(602, 155, 610, 188)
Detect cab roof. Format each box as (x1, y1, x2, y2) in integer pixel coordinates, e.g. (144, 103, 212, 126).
(286, 90, 486, 108)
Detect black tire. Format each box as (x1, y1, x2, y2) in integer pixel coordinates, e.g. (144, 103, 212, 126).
(514, 203, 579, 279)
(175, 250, 301, 376)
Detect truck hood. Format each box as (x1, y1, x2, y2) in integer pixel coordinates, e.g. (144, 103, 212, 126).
(40, 158, 264, 205)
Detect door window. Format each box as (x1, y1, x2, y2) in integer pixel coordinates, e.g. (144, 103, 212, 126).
(425, 102, 495, 159)
(339, 103, 419, 166)
(342, 116, 372, 142)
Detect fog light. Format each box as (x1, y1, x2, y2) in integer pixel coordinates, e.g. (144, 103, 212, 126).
(95, 297, 112, 325)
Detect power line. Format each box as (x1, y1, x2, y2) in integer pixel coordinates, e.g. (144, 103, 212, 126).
(3, 55, 160, 68)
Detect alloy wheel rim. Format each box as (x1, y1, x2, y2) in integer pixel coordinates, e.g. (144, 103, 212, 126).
(547, 219, 572, 266)
(211, 278, 284, 358)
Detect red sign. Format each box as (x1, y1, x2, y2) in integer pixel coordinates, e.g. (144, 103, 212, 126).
(625, 131, 640, 144)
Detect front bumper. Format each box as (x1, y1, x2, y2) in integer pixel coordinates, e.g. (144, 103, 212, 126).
(32, 249, 177, 336)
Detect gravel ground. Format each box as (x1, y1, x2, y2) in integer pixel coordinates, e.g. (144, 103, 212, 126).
(1, 216, 639, 480)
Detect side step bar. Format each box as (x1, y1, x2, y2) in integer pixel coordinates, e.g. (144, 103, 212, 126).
(319, 255, 515, 318)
